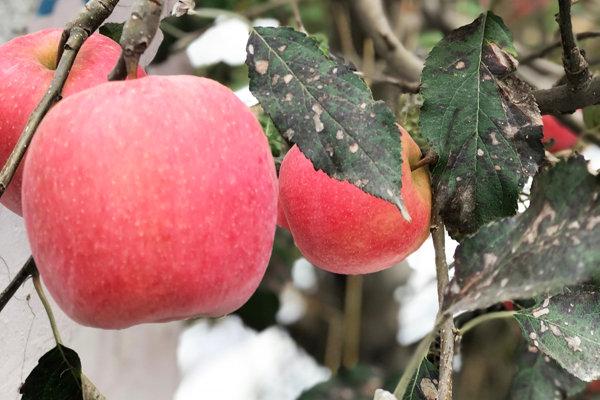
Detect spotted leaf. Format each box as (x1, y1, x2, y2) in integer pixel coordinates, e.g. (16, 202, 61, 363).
(514, 286, 600, 382)
(444, 156, 600, 315)
(246, 27, 409, 218)
(420, 12, 544, 237)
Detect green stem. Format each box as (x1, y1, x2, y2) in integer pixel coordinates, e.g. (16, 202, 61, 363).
(393, 329, 437, 398)
(458, 310, 517, 337)
(32, 272, 63, 345)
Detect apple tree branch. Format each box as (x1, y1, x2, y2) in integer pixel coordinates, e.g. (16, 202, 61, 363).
(0, 0, 120, 313)
(108, 0, 164, 80)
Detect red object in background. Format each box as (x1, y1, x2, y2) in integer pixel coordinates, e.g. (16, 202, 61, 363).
(542, 115, 578, 152)
(479, 0, 551, 20)
(587, 380, 600, 393)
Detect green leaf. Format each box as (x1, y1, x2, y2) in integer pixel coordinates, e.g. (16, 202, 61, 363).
(246, 27, 409, 219)
(402, 359, 439, 400)
(20, 345, 83, 400)
(444, 156, 600, 315)
(99, 22, 124, 44)
(583, 105, 600, 134)
(514, 286, 600, 382)
(509, 348, 586, 400)
(420, 12, 544, 237)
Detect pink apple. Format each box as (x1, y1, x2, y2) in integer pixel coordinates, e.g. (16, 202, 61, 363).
(278, 127, 432, 275)
(0, 28, 145, 215)
(22, 75, 278, 329)
(542, 115, 578, 153)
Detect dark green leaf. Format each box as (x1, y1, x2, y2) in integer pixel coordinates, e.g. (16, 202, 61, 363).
(299, 365, 386, 400)
(509, 347, 586, 400)
(99, 22, 124, 44)
(420, 12, 544, 237)
(402, 359, 439, 400)
(20, 345, 82, 400)
(235, 288, 280, 331)
(444, 156, 600, 315)
(514, 286, 600, 382)
(246, 27, 409, 218)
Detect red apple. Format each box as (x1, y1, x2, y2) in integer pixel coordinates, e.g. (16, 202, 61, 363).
(542, 115, 578, 153)
(0, 28, 145, 216)
(278, 127, 432, 275)
(22, 75, 278, 329)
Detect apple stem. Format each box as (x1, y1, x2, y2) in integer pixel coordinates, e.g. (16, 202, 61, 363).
(108, 0, 164, 81)
(32, 269, 63, 346)
(411, 149, 438, 171)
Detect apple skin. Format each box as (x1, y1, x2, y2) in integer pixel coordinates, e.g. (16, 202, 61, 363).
(542, 115, 578, 153)
(0, 28, 145, 216)
(22, 75, 278, 329)
(278, 127, 432, 274)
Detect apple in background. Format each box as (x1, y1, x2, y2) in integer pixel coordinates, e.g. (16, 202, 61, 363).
(0, 28, 145, 216)
(542, 115, 578, 153)
(278, 127, 432, 275)
(22, 76, 278, 329)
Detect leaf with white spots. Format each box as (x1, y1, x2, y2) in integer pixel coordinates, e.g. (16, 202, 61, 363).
(402, 359, 439, 400)
(443, 156, 600, 315)
(514, 286, 600, 381)
(246, 27, 409, 218)
(509, 348, 586, 400)
(420, 11, 544, 237)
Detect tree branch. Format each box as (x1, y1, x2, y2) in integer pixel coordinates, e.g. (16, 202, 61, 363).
(557, 0, 591, 89)
(0, 0, 119, 198)
(534, 75, 600, 114)
(108, 0, 164, 80)
(0, 256, 36, 314)
(352, 0, 423, 82)
(431, 212, 454, 400)
(520, 31, 600, 66)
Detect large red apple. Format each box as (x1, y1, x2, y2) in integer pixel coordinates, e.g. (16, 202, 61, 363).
(278, 128, 432, 274)
(542, 115, 578, 153)
(22, 75, 278, 329)
(0, 28, 145, 215)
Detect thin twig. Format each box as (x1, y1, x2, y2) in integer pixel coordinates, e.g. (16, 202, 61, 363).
(32, 269, 62, 345)
(431, 212, 454, 400)
(352, 0, 423, 82)
(557, 0, 591, 89)
(520, 31, 600, 65)
(371, 75, 420, 93)
(458, 310, 516, 337)
(0, 257, 37, 314)
(289, 0, 306, 34)
(0, 0, 119, 198)
(109, 0, 164, 80)
(58, 0, 121, 61)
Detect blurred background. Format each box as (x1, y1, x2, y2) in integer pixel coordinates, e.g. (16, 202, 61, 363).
(1, 0, 600, 399)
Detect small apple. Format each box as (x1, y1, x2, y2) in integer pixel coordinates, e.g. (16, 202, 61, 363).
(278, 127, 432, 274)
(542, 115, 578, 153)
(0, 28, 145, 215)
(22, 75, 278, 329)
